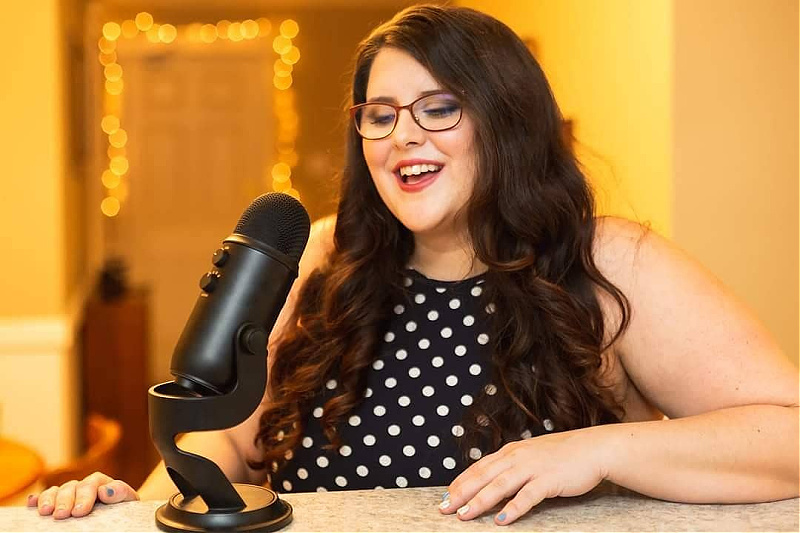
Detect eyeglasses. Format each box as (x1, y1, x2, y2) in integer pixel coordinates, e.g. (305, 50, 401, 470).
(350, 91, 463, 140)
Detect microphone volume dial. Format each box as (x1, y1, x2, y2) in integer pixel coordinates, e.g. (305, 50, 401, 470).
(212, 248, 229, 267)
(199, 271, 220, 293)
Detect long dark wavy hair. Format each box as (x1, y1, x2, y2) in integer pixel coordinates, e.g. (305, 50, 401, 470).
(252, 5, 630, 472)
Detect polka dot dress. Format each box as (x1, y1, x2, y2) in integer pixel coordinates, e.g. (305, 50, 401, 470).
(271, 269, 546, 493)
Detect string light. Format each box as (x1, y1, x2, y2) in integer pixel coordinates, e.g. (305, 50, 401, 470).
(98, 13, 301, 216)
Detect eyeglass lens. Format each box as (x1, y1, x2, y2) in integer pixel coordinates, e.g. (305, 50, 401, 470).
(355, 94, 462, 139)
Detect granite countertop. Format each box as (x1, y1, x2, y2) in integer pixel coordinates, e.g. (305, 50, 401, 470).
(2, 484, 798, 532)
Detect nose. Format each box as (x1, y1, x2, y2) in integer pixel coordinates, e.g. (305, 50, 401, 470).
(392, 108, 425, 147)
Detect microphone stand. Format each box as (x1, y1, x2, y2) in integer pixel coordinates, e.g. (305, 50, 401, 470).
(148, 323, 292, 532)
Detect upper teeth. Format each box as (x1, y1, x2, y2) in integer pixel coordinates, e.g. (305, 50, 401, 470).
(399, 164, 442, 177)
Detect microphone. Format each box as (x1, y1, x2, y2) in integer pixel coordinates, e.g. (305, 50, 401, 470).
(148, 192, 310, 533)
(170, 192, 311, 396)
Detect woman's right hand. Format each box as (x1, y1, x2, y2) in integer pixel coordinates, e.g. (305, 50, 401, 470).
(27, 472, 139, 519)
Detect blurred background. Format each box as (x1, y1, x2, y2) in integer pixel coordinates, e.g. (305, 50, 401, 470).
(0, 0, 796, 504)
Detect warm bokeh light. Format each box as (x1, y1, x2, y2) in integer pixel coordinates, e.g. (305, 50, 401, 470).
(200, 24, 217, 43)
(109, 128, 128, 148)
(135, 12, 154, 32)
(274, 60, 292, 75)
(228, 22, 244, 42)
(271, 162, 291, 182)
(272, 179, 292, 193)
(279, 20, 299, 39)
(110, 181, 129, 201)
(107, 146, 126, 159)
(109, 156, 129, 176)
(104, 63, 123, 82)
(216, 20, 231, 40)
(121, 19, 139, 39)
(98, 51, 117, 66)
(101, 115, 120, 134)
(285, 188, 301, 200)
(98, 37, 116, 54)
(278, 151, 299, 167)
(103, 22, 122, 41)
(159, 24, 177, 43)
(242, 19, 259, 39)
(282, 46, 301, 65)
(101, 197, 121, 217)
(102, 170, 121, 189)
(105, 79, 124, 95)
(146, 24, 161, 43)
(257, 18, 272, 36)
(273, 75, 293, 90)
(272, 36, 292, 55)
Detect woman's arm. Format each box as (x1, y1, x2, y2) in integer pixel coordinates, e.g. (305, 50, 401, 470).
(442, 217, 798, 525)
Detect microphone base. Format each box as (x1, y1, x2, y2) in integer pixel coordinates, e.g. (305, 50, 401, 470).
(155, 484, 293, 532)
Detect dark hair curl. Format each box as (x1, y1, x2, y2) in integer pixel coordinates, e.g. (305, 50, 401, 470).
(252, 4, 629, 472)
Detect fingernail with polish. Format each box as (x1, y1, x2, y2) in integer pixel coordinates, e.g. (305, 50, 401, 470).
(497, 512, 507, 522)
(457, 504, 470, 516)
(75, 502, 84, 511)
(439, 499, 451, 510)
(441, 491, 449, 501)
(106, 487, 115, 497)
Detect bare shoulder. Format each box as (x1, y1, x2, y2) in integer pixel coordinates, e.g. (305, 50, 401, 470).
(590, 216, 798, 419)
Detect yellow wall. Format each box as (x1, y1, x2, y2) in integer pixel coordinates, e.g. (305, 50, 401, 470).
(458, 0, 673, 237)
(0, 0, 67, 316)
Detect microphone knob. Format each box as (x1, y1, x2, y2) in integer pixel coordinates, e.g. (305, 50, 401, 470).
(241, 326, 268, 355)
(212, 248, 229, 267)
(199, 271, 220, 293)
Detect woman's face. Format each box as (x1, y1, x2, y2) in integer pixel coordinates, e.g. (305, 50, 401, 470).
(361, 47, 477, 239)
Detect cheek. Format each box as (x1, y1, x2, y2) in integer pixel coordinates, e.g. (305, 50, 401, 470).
(362, 140, 389, 177)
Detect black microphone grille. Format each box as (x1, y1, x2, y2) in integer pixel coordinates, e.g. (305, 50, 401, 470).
(233, 193, 311, 262)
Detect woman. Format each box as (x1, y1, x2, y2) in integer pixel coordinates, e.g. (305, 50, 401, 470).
(31, 5, 797, 526)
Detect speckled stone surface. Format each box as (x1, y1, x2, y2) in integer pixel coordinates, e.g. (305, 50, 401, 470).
(2, 484, 798, 532)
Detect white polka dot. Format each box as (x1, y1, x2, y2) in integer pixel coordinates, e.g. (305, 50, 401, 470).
(409, 367, 421, 378)
(486, 303, 496, 314)
(297, 468, 308, 479)
(422, 385, 435, 397)
(284, 450, 294, 460)
(374, 486, 384, 490)
(414, 293, 426, 304)
(469, 447, 482, 460)
(440, 327, 453, 338)
(302, 436, 313, 448)
(349, 415, 361, 427)
(405, 321, 417, 332)
(477, 333, 490, 345)
(363, 434, 376, 446)
(521, 429, 533, 439)
(396, 476, 408, 488)
(339, 445, 352, 457)
(443, 457, 456, 469)
(544, 418, 555, 431)
(418, 338, 430, 349)
(374, 405, 386, 416)
(431, 356, 444, 368)
(419, 467, 432, 479)
(435, 287, 447, 293)
(356, 465, 369, 477)
(461, 394, 473, 406)
(388, 424, 401, 436)
(449, 298, 461, 309)
(427, 435, 440, 447)
(427, 310, 439, 321)
(403, 277, 412, 287)
(412, 415, 426, 426)
(393, 304, 405, 314)
(326, 379, 337, 390)
(372, 359, 385, 370)
(402, 445, 416, 457)
(463, 315, 475, 326)
(317, 456, 329, 468)
(385, 377, 397, 388)
(471, 285, 483, 297)
(395, 349, 407, 360)
(398, 395, 411, 407)
(384, 331, 395, 342)
(282, 480, 293, 491)
(484, 384, 497, 395)
(455, 345, 467, 356)
(436, 405, 450, 416)
(364, 387, 373, 398)
(469, 364, 482, 376)
(445, 375, 458, 386)
(379, 455, 392, 466)
(452, 424, 464, 437)
(312, 407, 323, 418)
(316, 486, 327, 492)
(335, 476, 348, 487)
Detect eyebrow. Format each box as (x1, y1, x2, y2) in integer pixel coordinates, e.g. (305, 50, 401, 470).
(366, 89, 445, 104)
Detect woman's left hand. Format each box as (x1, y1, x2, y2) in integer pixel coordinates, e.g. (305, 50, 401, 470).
(439, 426, 611, 525)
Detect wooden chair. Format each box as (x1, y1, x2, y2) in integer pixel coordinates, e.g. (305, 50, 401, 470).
(41, 413, 122, 488)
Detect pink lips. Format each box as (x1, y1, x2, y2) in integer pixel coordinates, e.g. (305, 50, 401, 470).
(393, 159, 444, 193)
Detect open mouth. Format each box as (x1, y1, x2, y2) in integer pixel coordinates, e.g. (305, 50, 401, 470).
(397, 163, 443, 185)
